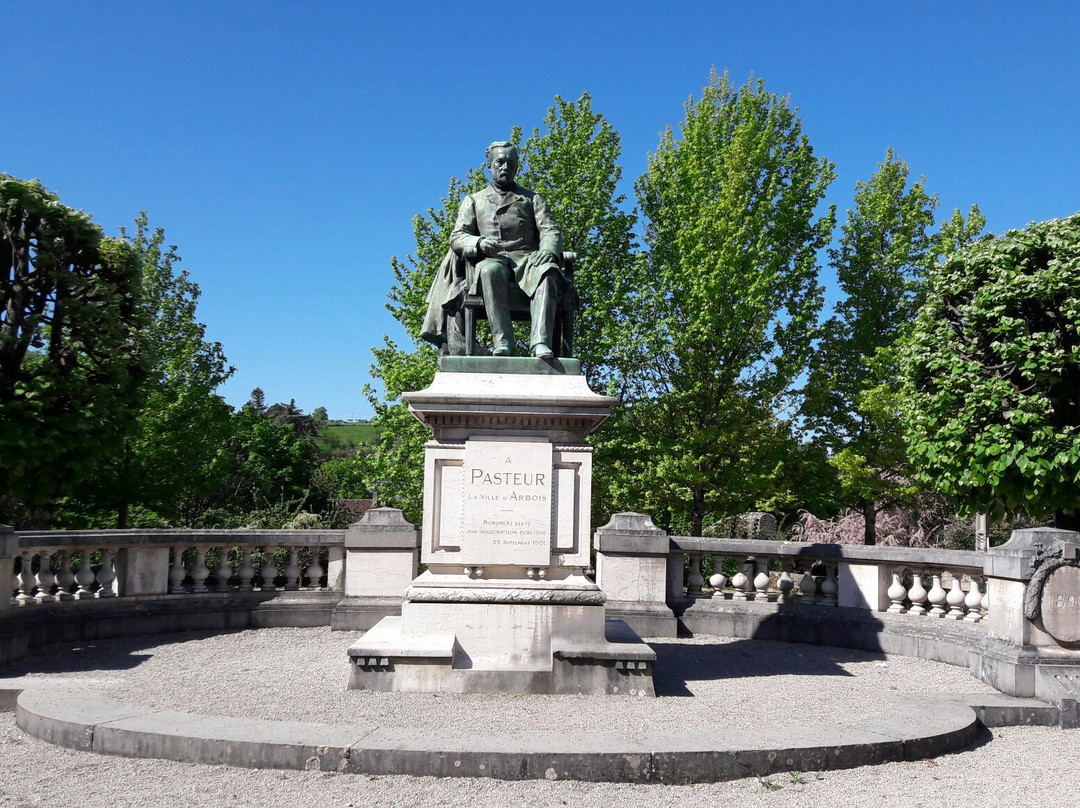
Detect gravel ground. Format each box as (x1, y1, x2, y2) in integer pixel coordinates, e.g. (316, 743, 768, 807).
(0, 627, 1074, 807)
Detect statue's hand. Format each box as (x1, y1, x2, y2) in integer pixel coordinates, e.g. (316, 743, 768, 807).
(478, 237, 500, 257)
(534, 250, 558, 266)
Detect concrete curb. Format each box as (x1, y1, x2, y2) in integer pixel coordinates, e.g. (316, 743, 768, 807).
(15, 687, 983, 783)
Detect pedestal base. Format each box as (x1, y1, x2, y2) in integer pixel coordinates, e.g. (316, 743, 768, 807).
(348, 571, 654, 695)
(348, 613, 654, 696)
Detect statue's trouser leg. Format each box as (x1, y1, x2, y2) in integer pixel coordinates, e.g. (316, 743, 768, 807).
(529, 271, 559, 352)
(477, 259, 513, 351)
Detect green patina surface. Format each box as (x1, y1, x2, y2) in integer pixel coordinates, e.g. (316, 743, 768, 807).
(437, 356, 581, 376)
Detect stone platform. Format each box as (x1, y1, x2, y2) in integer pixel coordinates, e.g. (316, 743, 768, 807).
(13, 686, 996, 783)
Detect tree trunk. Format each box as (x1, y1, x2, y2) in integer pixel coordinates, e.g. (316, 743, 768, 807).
(117, 501, 129, 530)
(863, 501, 877, 545)
(691, 486, 705, 536)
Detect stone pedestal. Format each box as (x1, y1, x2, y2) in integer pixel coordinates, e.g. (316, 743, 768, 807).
(974, 527, 1080, 719)
(332, 508, 420, 631)
(347, 357, 656, 695)
(595, 512, 678, 637)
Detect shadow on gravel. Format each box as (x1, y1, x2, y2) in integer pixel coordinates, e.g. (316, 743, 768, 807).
(651, 638, 882, 697)
(0, 630, 241, 676)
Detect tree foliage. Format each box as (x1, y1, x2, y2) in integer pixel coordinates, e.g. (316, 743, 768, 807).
(803, 150, 940, 542)
(622, 72, 836, 534)
(0, 176, 148, 515)
(901, 213, 1080, 528)
(63, 215, 234, 527)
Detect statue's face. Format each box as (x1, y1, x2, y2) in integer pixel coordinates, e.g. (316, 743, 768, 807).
(488, 147, 517, 185)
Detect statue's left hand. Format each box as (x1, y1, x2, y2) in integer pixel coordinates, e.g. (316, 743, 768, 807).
(534, 250, 559, 266)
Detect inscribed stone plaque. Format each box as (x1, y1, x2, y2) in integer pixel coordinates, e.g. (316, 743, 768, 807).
(1041, 565, 1080, 643)
(461, 439, 553, 565)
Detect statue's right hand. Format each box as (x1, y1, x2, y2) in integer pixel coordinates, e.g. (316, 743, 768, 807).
(478, 237, 500, 257)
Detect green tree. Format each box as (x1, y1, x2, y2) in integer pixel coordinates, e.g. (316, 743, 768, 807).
(803, 149, 940, 543)
(901, 213, 1080, 530)
(203, 394, 323, 522)
(626, 72, 836, 534)
(64, 215, 234, 527)
(0, 176, 148, 520)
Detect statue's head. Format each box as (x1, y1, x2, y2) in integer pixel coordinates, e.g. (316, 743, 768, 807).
(485, 141, 518, 187)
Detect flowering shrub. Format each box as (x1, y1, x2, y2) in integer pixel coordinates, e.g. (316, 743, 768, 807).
(791, 507, 943, 547)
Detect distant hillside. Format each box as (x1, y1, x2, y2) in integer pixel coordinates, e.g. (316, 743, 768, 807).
(318, 421, 380, 453)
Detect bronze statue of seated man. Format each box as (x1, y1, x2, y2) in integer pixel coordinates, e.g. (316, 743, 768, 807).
(420, 140, 565, 359)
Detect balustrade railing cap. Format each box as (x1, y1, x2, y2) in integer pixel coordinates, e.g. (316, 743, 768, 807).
(595, 513, 669, 555)
(346, 508, 420, 549)
(351, 507, 416, 528)
(986, 527, 1080, 581)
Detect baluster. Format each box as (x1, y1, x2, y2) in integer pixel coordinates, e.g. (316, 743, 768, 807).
(15, 552, 36, 605)
(963, 577, 984, 623)
(168, 547, 188, 593)
(283, 546, 301, 591)
(259, 548, 278, 592)
(304, 549, 323, 590)
(819, 563, 838, 605)
(777, 564, 795, 602)
(190, 547, 210, 593)
(74, 551, 97, 600)
(927, 573, 947, 617)
(907, 570, 928, 616)
(236, 548, 256, 591)
(730, 555, 749, 601)
(797, 568, 817, 604)
(686, 552, 705, 597)
(887, 570, 908, 614)
(753, 558, 771, 601)
(945, 576, 966, 620)
(708, 571, 727, 597)
(33, 552, 56, 604)
(214, 547, 233, 590)
(96, 549, 117, 598)
(55, 551, 76, 601)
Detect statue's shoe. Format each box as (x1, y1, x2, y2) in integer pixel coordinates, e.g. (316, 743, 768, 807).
(531, 343, 554, 359)
(493, 344, 513, 357)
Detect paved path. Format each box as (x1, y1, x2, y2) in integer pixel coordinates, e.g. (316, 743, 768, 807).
(0, 627, 1076, 806)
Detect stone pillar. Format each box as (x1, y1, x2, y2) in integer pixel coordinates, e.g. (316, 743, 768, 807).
(331, 508, 419, 631)
(0, 524, 15, 613)
(975, 527, 1080, 717)
(595, 512, 677, 637)
(838, 561, 891, 612)
(115, 545, 171, 596)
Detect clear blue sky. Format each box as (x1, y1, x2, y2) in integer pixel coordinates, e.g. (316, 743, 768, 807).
(5, 1, 1078, 419)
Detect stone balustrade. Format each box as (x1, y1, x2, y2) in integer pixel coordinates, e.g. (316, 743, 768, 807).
(671, 536, 987, 622)
(6, 514, 1080, 716)
(11, 529, 348, 602)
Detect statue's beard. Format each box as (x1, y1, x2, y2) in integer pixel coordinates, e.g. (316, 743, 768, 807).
(492, 173, 515, 191)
